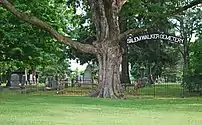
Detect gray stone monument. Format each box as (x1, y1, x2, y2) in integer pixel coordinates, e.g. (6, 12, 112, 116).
(83, 65, 92, 84)
(10, 74, 21, 89)
(45, 76, 57, 90)
(51, 77, 57, 89)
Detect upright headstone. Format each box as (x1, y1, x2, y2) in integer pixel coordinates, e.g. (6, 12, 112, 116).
(45, 76, 57, 90)
(51, 77, 57, 89)
(10, 74, 21, 89)
(83, 65, 92, 84)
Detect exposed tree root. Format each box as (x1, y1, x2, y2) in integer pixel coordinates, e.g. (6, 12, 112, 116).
(88, 88, 125, 100)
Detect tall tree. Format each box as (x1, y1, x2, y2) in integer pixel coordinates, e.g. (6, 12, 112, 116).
(171, 5, 202, 83)
(0, 0, 201, 99)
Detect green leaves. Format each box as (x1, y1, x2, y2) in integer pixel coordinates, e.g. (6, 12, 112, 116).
(189, 38, 202, 74)
(0, 0, 72, 76)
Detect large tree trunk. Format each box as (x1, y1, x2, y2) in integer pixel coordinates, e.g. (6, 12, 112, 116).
(88, 0, 126, 99)
(90, 45, 124, 99)
(180, 18, 189, 85)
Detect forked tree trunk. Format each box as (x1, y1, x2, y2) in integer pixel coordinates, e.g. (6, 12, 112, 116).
(89, 44, 124, 99)
(87, 0, 126, 99)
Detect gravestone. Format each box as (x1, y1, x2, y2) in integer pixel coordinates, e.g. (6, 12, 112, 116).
(83, 65, 92, 84)
(51, 77, 57, 89)
(45, 77, 57, 90)
(10, 74, 21, 89)
(8, 69, 30, 86)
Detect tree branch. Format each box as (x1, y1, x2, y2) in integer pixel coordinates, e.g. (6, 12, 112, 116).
(111, 0, 127, 12)
(89, 0, 109, 42)
(178, 46, 184, 57)
(174, 0, 202, 14)
(119, 26, 148, 39)
(0, 0, 97, 54)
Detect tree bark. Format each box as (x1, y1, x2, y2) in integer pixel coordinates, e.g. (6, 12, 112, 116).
(89, 44, 124, 99)
(119, 12, 131, 85)
(182, 38, 189, 84)
(179, 18, 190, 85)
(88, 0, 125, 99)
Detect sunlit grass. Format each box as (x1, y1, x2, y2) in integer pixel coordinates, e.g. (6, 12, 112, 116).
(0, 90, 202, 125)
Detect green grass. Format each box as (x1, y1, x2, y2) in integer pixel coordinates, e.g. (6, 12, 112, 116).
(0, 89, 202, 125)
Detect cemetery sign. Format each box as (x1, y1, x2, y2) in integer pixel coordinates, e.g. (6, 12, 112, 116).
(127, 33, 184, 44)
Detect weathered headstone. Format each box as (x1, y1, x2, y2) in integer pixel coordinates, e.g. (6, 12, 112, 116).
(45, 76, 57, 90)
(51, 77, 57, 89)
(83, 65, 92, 84)
(10, 74, 21, 89)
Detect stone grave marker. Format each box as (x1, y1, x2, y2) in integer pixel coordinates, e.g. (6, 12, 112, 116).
(45, 76, 57, 90)
(51, 77, 57, 89)
(83, 65, 92, 84)
(10, 74, 21, 89)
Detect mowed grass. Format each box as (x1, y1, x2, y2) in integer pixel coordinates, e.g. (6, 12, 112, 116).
(0, 89, 202, 125)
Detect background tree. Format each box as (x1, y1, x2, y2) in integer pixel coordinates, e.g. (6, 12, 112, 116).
(0, 0, 71, 85)
(184, 36, 202, 94)
(170, 5, 202, 83)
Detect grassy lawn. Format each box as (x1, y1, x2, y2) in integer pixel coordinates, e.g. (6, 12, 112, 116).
(0, 89, 202, 125)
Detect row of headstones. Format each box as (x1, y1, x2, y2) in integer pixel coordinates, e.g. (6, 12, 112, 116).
(9, 74, 60, 90)
(10, 74, 39, 88)
(9, 64, 94, 89)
